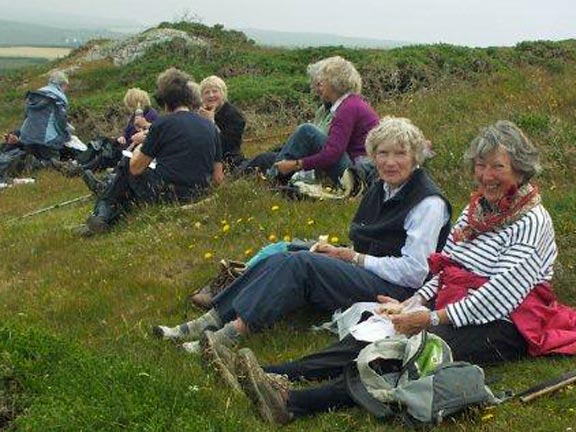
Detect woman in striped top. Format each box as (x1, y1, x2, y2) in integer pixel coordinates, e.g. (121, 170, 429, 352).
(385, 119, 560, 363)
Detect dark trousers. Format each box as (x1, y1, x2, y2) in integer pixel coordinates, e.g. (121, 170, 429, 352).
(92, 161, 179, 226)
(0, 143, 58, 180)
(263, 319, 527, 418)
(264, 334, 367, 418)
(212, 251, 414, 332)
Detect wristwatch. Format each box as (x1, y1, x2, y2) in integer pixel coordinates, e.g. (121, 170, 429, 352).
(429, 310, 440, 327)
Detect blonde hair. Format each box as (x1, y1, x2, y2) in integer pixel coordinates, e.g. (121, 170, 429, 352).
(199, 75, 228, 101)
(123, 88, 151, 111)
(316, 56, 362, 96)
(365, 116, 427, 166)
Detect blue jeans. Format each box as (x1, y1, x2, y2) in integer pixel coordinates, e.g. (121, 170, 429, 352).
(271, 124, 352, 184)
(212, 251, 414, 332)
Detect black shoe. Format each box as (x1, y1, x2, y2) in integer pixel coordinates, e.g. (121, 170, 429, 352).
(86, 215, 110, 234)
(85, 200, 116, 233)
(82, 169, 107, 196)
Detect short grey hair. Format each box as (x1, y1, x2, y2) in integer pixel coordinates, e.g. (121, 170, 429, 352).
(187, 81, 202, 110)
(464, 120, 541, 182)
(48, 70, 69, 86)
(316, 56, 362, 96)
(365, 116, 428, 166)
(199, 75, 228, 101)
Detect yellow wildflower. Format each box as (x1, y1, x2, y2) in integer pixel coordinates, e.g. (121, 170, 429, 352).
(481, 414, 494, 422)
(271, 205, 280, 211)
(283, 235, 291, 242)
(268, 234, 277, 242)
(204, 252, 213, 259)
(222, 224, 230, 233)
(330, 236, 339, 244)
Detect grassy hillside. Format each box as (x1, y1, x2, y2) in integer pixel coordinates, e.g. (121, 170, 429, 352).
(0, 22, 575, 431)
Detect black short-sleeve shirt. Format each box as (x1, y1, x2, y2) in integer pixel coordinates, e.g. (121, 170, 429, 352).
(141, 110, 222, 191)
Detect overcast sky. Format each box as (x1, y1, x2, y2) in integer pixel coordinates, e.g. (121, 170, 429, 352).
(2, 0, 575, 47)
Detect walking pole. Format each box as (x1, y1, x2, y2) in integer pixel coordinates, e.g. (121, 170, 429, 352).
(517, 370, 576, 402)
(7, 193, 93, 223)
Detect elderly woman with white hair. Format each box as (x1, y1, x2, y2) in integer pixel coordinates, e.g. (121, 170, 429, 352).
(227, 120, 576, 425)
(198, 75, 246, 170)
(0, 70, 71, 183)
(271, 56, 379, 184)
(154, 116, 451, 353)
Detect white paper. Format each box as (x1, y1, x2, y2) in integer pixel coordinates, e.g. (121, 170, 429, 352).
(64, 135, 87, 151)
(337, 300, 429, 343)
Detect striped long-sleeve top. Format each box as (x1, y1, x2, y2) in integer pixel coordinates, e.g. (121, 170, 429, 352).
(416, 203, 557, 328)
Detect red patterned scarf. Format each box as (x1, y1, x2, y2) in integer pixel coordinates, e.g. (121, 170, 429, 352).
(453, 183, 540, 242)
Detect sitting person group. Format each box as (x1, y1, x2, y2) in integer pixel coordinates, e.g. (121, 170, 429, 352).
(155, 117, 576, 425)
(3, 56, 575, 427)
(81, 67, 224, 234)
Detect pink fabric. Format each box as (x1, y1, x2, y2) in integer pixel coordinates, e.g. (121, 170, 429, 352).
(429, 253, 576, 356)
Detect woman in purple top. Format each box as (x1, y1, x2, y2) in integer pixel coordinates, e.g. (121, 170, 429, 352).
(272, 56, 379, 184)
(117, 88, 159, 150)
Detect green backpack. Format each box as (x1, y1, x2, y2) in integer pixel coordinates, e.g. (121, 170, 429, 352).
(348, 331, 500, 427)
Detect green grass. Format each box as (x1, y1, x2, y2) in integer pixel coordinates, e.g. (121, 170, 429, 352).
(1, 24, 576, 431)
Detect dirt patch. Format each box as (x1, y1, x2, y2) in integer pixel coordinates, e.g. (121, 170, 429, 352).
(0, 47, 71, 60)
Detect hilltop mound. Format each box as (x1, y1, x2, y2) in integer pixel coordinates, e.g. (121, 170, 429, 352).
(80, 28, 208, 66)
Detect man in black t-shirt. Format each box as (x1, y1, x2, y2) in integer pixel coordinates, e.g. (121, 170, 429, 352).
(82, 68, 223, 234)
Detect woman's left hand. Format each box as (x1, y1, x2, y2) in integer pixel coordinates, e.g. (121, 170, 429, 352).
(274, 160, 299, 175)
(314, 244, 355, 262)
(389, 311, 430, 336)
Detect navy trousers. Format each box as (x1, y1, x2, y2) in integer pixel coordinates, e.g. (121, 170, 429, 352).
(212, 251, 414, 332)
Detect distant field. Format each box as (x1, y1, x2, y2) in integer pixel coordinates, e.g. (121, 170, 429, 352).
(0, 46, 71, 59)
(0, 57, 47, 74)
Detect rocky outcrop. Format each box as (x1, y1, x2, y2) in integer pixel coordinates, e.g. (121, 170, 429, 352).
(80, 28, 208, 66)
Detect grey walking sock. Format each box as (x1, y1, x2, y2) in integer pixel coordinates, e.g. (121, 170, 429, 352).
(180, 321, 241, 354)
(213, 321, 241, 345)
(181, 308, 223, 338)
(153, 308, 223, 341)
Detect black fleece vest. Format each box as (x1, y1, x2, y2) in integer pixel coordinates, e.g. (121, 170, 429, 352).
(349, 168, 451, 257)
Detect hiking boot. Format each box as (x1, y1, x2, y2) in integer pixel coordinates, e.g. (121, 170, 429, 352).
(72, 223, 96, 237)
(188, 259, 247, 310)
(236, 348, 292, 425)
(200, 330, 242, 393)
(86, 214, 110, 234)
(82, 169, 107, 196)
